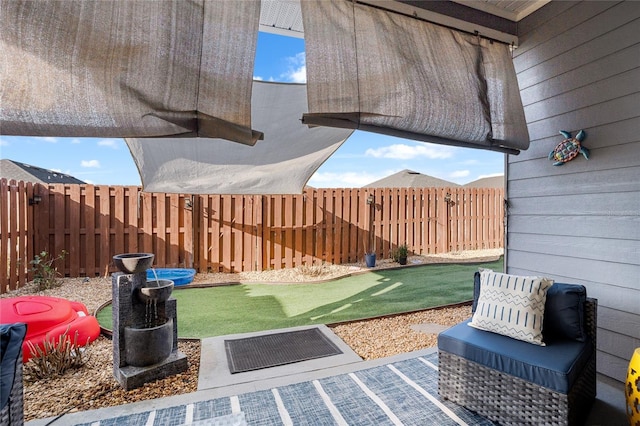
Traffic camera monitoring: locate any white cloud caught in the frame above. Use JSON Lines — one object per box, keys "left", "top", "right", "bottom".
{"left": 365, "top": 143, "right": 454, "bottom": 160}
{"left": 254, "top": 76, "right": 264, "bottom": 81}
{"left": 70, "top": 138, "right": 82, "bottom": 144}
{"left": 97, "top": 138, "right": 120, "bottom": 149}
{"left": 309, "top": 169, "right": 399, "bottom": 188}
{"left": 81, "top": 160, "right": 101, "bottom": 168}
{"left": 281, "top": 52, "right": 306, "bottom": 83}
{"left": 0, "top": 138, "right": 8, "bottom": 146}
{"left": 449, "top": 170, "right": 470, "bottom": 178}
{"left": 36, "top": 136, "right": 58, "bottom": 143}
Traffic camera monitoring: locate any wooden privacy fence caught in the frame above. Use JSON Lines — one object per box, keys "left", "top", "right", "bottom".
{"left": 1, "top": 179, "right": 504, "bottom": 293}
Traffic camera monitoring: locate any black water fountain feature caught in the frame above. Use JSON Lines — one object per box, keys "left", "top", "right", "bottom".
{"left": 111, "top": 253, "right": 188, "bottom": 390}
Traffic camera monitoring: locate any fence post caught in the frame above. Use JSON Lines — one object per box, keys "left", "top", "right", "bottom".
{"left": 436, "top": 188, "right": 448, "bottom": 252}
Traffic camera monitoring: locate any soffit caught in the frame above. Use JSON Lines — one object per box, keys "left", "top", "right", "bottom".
{"left": 450, "top": 0, "right": 552, "bottom": 22}
{"left": 260, "top": 0, "right": 551, "bottom": 45}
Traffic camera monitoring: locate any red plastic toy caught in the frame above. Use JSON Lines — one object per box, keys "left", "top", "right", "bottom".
{"left": 0, "top": 296, "right": 101, "bottom": 361}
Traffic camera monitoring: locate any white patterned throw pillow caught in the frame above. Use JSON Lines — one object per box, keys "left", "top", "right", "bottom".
{"left": 469, "top": 269, "right": 553, "bottom": 346}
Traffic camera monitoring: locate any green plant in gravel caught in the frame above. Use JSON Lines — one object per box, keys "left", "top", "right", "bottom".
{"left": 392, "top": 243, "right": 409, "bottom": 263}
{"left": 30, "top": 250, "right": 67, "bottom": 291}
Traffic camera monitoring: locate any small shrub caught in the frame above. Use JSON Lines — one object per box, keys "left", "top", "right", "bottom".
{"left": 29, "top": 250, "right": 67, "bottom": 291}
{"left": 392, "top": 244, "right": 409, "bottom": 262}
{"left": 298, "top": 263, "right": 329, "bottom": 278}
{"left": 24, "top": 326, "right": 90, "bottom": 381}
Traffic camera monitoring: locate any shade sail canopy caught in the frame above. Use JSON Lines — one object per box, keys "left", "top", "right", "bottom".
{"left": 1, "top": 0, "right": 262, "bottom": 145}
{"left": 300, "top": 0, "right": 529, "bottom": 154}
{"left": 125, "top": 81, "right": 354, "bottom": 194}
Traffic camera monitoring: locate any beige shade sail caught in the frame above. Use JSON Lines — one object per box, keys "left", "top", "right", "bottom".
{"left": 300, "top": 0, "right": 529, "bottom": 154}
{"left": 125, "top": 81, "right": 354, "bottom": 195}
{"left": 1, "top": 0, "right": 262, "bottom": 145}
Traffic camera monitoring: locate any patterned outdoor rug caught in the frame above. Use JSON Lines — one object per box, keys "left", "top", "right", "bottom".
{"left": 224, "top": 328, "right": 343, "bottom": 374}
{"left": 75, "top": 352, "right": 495, "bottom": 425}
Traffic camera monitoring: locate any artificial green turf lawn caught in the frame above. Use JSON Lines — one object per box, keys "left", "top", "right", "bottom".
{"left": 97, "top": 258, "right": 502, "bottom": 338}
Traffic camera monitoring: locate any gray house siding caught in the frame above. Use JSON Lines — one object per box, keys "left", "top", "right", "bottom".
{"left": 507, "top": 0, "right": 640, "bottom": 382}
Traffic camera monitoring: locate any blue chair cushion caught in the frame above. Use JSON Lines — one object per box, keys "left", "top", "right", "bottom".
{"left": 472, "top": 274, "right": 587, "bottom": 343}
{"left": 1, "top": 323, "right": 27, "bottom": 410}
{"left": 543, "top": 283, "right": 586, "bottom": 342}
{"left": 438, "top": 319, "right": 592, "bottom": 394}
{"left": 471, "top": 271, "right": 481, "bottom": 313}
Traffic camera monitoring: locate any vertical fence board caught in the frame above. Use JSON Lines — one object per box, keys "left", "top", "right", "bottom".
{"left": 348, "top": 189, "right": 358, "bottom": 263}
{"left": 8, "top": 181, "right": 18, "bottom": 287}
{"left": 419, "top": 189, "right": 427, "bottom": 254}
{"left": 324, "top": 190, "right": 334, "bottom": 265}
{"left": 246, "top": 196, "right": 256, "bottom": 271}
{"left": 316, "top": 190, "right": 325, "bottom": 263}
{"left": 84, "top": 186, "right": 96, "bottom": 276}
{"left": 141, "top": 192, "right": 153, "bottom": 257}
{"left": 492, "top": 189, "right": 500, "bottom": 248}
{"left": 113, "top": 186, "right": 125, "bottom": 262}
{"left": 389, "top": 189, "right": 397, "bottom": 257}
{"left": 168, "top": 193, "right": 179, "bottom": 266}
{"left": 304, "top": 190, "right": 314, "bottom": 264}
{"left": 194, "top": 195, "right": 205, "bottom": 270}
{"left": 265, "top": 196, "right": 282, "bottom": 269}
{"left": 283, "top": 195, "right": 293, "bottom": 269}
{"left": 294, "top": 195, "right": 303, "bottom": 266}
{"left": 451, "top": 189, "right": 460, "bottom": 252}
{"left": 155, "top": 193, "right": 166, "bottom": 267}
{"left": 233, "top": 196, "right": 243, "bottom": 272}
{"left": 127, "top": 187, "right": 139, "bottom": 254}
{"left": 470, "top": 188, "right": 478, "bottom": 249}
{"left": 334, "top": 189, "right": 342, "bottom": 264}
{"left": 467, "top": 189, "right": 474, "bottom": 249}
{"left": 436, "top": 188, "right": 446, "bottom": 252}
{"left": 324, "top": 190, "right": 331, "bottom": 262}
{"left": 406, "top": 188, "right": 414, "bottom": 251}
{"left": 379, "top": 188, "right": 389, "bottom": 258}
{"left": 399, "top": 188, "right": 407, "bottom": 251}
{"left": 97, "top": 186, "right": 110, "bottom": 276}
{"left": 452, "top": 187, "right": 460, "bottom": 251}
{"left": 68, "top": 185, "right": 81, "bottom": 276}
{"left": 210, "top": 195, "right": 221, "bottom": 271}
{"left": 220, "top": 196, "right": 231, "bottom": 271}
{"left": 78, "top": 186, "right": 87, "bottom": 275}
{"left": 52, "top": 185, "right": 65, "bottom": 273}
{"left": 255, "top": 195, "right": 263, "bottom": 271}
{"left": 1, "top": 180, "right": 10, "bottom": 292}
{"left": 359, "top": 190, "right": 367, "bottom": 259}
{"left": 38, "top": 184, "right": 50, "bottom": 255}
{"left": 18, "top": 182, "right": 30, "bottom": 284}
{"left": 183, "top": 195, "right": 193, "bottom": 267}
{"left": 414, "top": 189, "right": 422, "bottom": 254}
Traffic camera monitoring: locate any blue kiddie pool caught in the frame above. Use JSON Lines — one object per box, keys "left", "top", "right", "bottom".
{"left": 146, "top": 268, "right": 196, "bottom": 286}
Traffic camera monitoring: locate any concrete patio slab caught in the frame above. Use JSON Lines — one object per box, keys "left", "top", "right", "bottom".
{"left": 197, "top": 324, "right": 362, "bottom": 391}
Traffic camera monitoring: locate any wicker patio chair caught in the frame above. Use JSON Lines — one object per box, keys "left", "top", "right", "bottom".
{"left": 1, "top": 323, "right": 27, "bottom": 426}
{"left": 439, "top": 298, "right": 597, "bottom": 426}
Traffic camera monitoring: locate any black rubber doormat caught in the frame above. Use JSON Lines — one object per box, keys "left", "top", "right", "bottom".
{"left": 224, "top": 328, "right": 343, "bottom": 374}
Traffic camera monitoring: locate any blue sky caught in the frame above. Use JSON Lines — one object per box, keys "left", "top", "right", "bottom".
{"left": 0, "top": 32, "right": 504, "bottom": 187}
